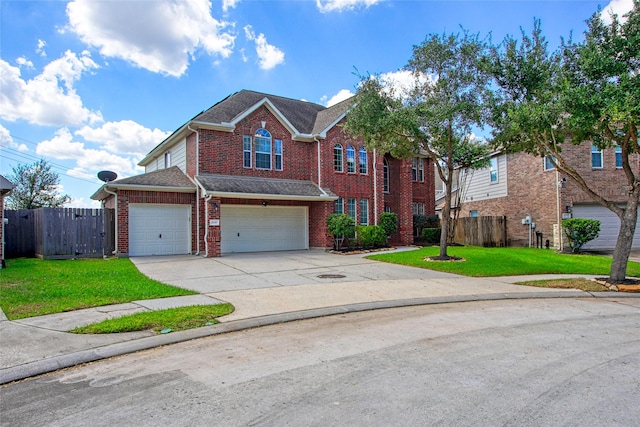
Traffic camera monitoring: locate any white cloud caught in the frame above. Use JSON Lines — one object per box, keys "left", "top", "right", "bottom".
{"left": 66, "top": 196, "right": 101, "bottom": 209}
{"left": 601, "top": 0, "right": 634, "bottom": 24}
{"left": 36, "top": 39, "right": 47, "bottom": 57}
{"left": 76, "top": 120, "right": 170, "bottom": 157}
{"left": 36, "top": 127, "right": 140, "bottom": 180}
{"left": 0, "top": 51, "right": 103, "bottom": 126}
{"left": 0, "top": 124, "right": 28, "bottom": 152}
{"left": 378, "top": 70, "right": 436, "bottom": 99}
{"left": 222, "top": 0, "right": 240, "bottom": 12}
{"left": 66, "top": 0, "right": 235, "bottom": 77}
{"left": 325, "top": 89, "right": 354, "bottom": 107}
{"left": 316, "top": 0, "right": 381, "bottom": 13}
{"left": 16, "top": 57, "right": 34, "bottom": 69}
{"left": 244, "top": 25, "right": 285, "bottom": 70}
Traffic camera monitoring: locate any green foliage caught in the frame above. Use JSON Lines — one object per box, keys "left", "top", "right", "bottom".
{"left": 414, "top": 214, "right": 440, "bottom": 237}
{"left": 421, "top": 228, "right": 442, "bottom": 244}
{"left": 326, "top": 214, "right": 356, "bottom": 237}
{"left": 0, "top": 258, "right": 196, "bottom": 319}
{"left": 379, "top": 212, "right": 399, "bottom": 236}
{"left": 562, "top": 218, "right": 601, "bottom": 253}
{"left": 6, "top": 159, "right": 71, "bottom": 209}
{"left": 356, "top": 225, "right": 387, "bottom": 248}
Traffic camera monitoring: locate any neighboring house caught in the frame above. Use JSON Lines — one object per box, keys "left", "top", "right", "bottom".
{"left": 92, "top": 90, "right": 434, "bottom": 257}
{"left": 1, "top": 174, "right": 15, "bottom": 268}
{"left": 459, "top": 143, "right": 639, "bottom": 249}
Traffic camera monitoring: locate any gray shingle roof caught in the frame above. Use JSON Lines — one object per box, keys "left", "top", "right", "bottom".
{"left": 312, "top": 96, "right": 353, "bottom": 135}
{"left": 193, "top": 90, "right": 329, "bottom": 135}
{"left": 111, "top": 166, "right": 196, "bottom": 188}
{"left": 0, "top": 174, "right": 15, "bottom": 194}
{"left": 196, "top": 174, "right": 337, "bottom": 200}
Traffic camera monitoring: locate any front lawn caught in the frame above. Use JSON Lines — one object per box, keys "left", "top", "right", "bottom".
{"left": 0, "top": 258, "right": 197, "bottom": 319}
{"left": 367, "top": 246, "right": 640, "bottom": 277}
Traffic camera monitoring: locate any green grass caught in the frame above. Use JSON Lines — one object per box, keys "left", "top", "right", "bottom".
{"left": 367, "top": 246, "right": 640, "bottom": 277}
{"left": 0, "top": 258, "right": 197, "bottom": 319}
{"left": 72, "top": 304, "right": 235, "bottom": 334}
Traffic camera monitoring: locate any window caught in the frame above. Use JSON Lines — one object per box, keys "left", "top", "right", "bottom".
{"left": 383, "top": 158, "right": 389, "bottom": 192}
{"left": 615, "top": 145, "right": 622, "bottom": 168}
{"left": 347, "top": 198, "right": 357, "bottom": 221}
{"left": 346, "top": 145, "right": 356, "bottom": 173}
{"left": 275, "top": 139, "right": 283, "bottom": 171}
{"left": 384, "top": 206, "right": 391, "bottom": 213}
{"left": 412, "top": 158, "right": 418, "bottom": 181}
{"left": 490, "top": 157, "right": 498, "bottom": 183}
{"left": 544, "top": 155, "right": 556, "bottom": 171}
{"left": 243, "top": 136, "right": 252, "bottom": 168}
{"left": 359, "top": 199, "right": 369, "bottom": 225}
{"left": 334, "top": 197, "right": 344, "bottom": 214}
{"left": 591, "top": 144, "right": 603, "bottom": 169}
{"left": 334, "top": 144, "right": 343, "bottom": 172}
{"left": 254, "top": 128, "right": 272, "bottom": 169}
{"left": 359, "top": 148, "right": 368, "bottom": 174}
{"left": 418, "top": 158, "right": 424, "bottom": 182}
{"left": 164, "top": 151, "right": 171, "bottom": 168}
{"left": 413, "top": 202, "right": 425, "bottom": 215}
{"left": 412, "top": 158, "right": 425, "bottom": 181}
{"left": 470, "top": 210, "right": 478, "bottom": 218}
{"left": 413, "top": 202, "right": 419, "bottom": 215}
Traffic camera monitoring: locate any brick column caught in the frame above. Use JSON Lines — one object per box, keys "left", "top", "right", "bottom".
{"left": 398, "top": 159, "right": 414, "bottom": 245}
{"left": 205, "top": 197, "right": 221, "bottom": 257}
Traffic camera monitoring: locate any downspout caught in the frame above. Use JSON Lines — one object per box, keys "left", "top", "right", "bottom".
{"left": 315, "top": 136, "right": 322, "bottom": 188}
{"left": 103, "top": 186, "right": 118, "bottom": 255}
{"left": 373, "top": 148, "right": 378, "bottom": 225}
{"left": 188, "top": 124, "right": 200, "bottom": 255}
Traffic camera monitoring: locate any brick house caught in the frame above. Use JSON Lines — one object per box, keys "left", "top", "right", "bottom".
{"left": 91, "top": 90, "right": 434, "bottom": 257}
{"left": 459, "top": 143, "right": 638, "bottom": 249}
{"left": 1, "top": 174, "right": 15, "bottom": 268}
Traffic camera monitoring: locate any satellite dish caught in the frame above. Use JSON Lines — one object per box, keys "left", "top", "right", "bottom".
{"left": 98, "top": 170, "right": 118, "bottom": 183}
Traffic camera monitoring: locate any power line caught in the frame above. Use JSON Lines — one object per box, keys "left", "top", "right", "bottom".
{"left": 1, "top": 149, "right": 100, "bottom": 185}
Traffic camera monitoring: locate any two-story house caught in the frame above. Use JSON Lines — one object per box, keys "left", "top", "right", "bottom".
{"left": 92, "top": 90, "right": 434, "bottom": 257}
{"left": 459, "top": 143, "right": 639, "bottom": 249}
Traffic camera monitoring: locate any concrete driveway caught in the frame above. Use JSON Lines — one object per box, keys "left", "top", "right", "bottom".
{"left": 131, "top": 248, "right": 458, "bottom": 294}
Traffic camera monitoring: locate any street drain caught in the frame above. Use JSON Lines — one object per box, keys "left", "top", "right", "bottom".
{"left": 317, "top": 274, "right": 346, "bottom": 279}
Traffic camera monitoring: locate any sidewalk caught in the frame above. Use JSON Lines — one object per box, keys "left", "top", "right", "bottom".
{"left": 3, "top": 272, "right": 638, "bottom": 385}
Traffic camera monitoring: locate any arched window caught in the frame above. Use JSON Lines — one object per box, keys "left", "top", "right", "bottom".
{"left": 346, "top": 145, "right": 356, "bottom": 173}
{"left": 383, "top": 158, "right": 389, "bottom": 192}
{"left": 255, "top": 128, "right": 272, "bottom": 169}
{"left": 334, "top": 144, "right": 343, "bottom": 172}
{"left": 359, "top": 148, "right": 368, "bottom": 174}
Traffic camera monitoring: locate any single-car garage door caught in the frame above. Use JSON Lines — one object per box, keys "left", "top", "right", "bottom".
{"left": 221, "top": 205, "right": 308, "bottom": 254}
{"left": 572, "top": 204, "right": 640, "bottom": 250}
{"left": 129, "top": 204, "right": 191, "bottom": 256}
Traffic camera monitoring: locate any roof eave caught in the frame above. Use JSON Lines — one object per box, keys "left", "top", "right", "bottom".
{"left": 203, "top": 190, "right": 337, "bottom": 202}
{"left": 91, "top": 183, "right": 196, "bottom": 201}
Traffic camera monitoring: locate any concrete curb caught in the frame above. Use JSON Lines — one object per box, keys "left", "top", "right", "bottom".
{"left": 0, "top": 290, "right": 598, "bottom": 385}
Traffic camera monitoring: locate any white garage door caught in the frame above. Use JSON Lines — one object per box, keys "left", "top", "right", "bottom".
{"left": 221, "top": 205, "right": 308, "bottom": 254}
{"left": 129, "top": 204, "right": 191, "bottom": 256}
{"left": 572, "top": 204, "right": 640, "bottom": 250}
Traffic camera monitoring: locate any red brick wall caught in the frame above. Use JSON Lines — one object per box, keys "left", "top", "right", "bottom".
{"left": 116, "top": 190, "right": 197, "bottom": 256}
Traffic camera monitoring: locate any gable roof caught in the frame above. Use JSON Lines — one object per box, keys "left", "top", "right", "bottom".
{"left": 195, "top": 174, "right": 337, "bottom": 201}
{"left": 139, "top": 90, "right": 355, "bottom": 167}
{"left": 0, "top": 174, "right": 14, "bottom": 195}
{"left": 91, "top": 166, "right": 196, "bottom": 200}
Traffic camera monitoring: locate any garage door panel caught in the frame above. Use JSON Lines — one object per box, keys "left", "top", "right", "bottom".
{"left": 573, "top": 204, "right": 639, "bottom": 250}
{"left": 129, "top": 204, "right": 191, "bottom": 256}
{"left": 221, "top": 205, "right": 308, "bottom": 254}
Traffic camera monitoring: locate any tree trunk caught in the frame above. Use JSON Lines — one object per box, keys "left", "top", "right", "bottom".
{"left": 609, "top": 189, "right": 639, "bottom": 283}
{"left": 439, "top": 165, "right": 455, "bottom": 258}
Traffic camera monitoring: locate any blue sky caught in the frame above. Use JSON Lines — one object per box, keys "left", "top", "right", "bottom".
{"left": 0, "top": 0, "right": 633, "bottom": 208}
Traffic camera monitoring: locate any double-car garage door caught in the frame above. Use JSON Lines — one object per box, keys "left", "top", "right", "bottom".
{"left": 572, "top": 204, "right": 640, "bottom": 250}
{"left": 221, "top": 205, "right": 308, "bottom": 254}
{"left": 129, "top": 204, "right": 191, "bottom": 256}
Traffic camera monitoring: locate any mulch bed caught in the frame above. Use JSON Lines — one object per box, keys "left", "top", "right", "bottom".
{"left": 327, "top": 246, "right": 396, "bottom": 255}
{"left": 594, "top": 277, "right": 640, "bottom": 293}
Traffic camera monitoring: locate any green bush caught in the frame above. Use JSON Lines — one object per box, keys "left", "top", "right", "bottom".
{"left": 327, "top": 214, "right": 356, "bottom": 249}
{"left": 562, "top": 218, "right": 601, "bottom": 253}
{"left": 356, "top": 225, "right": 387, "bottom": 248}
{"left": 421, "top": 228, "right": 441, "bottom": 244}
{"left": 414, "top": 214, "right": 440, "bottom": 237}
{"left": 379, "top": 212, "right": 399, "bottom": 236}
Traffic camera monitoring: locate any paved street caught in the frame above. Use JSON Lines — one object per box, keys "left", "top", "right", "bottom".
{"left": 2, "top": 297, "right": 638, "bottom": 426}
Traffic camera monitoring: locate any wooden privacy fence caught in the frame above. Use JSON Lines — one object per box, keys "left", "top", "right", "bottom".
{"left": 454, "top": 216, "right": 507, "bottom": 247}
{"left": 4, "top": 208, "right": 115, "bottom": 259}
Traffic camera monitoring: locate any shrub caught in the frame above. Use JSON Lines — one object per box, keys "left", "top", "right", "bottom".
{"left": 379, "top": 212, "right": 399, "bottom": 237}
{"left": 327, "top": 214, "right": 356, "bottom": 249}
{"left": 414, "top": 214, "right": 440, "bottom": 236}
{"left": 421, "top": 228, "right": 441, "bottom": 244}
{"left": 356, "top": 225, "right": 387, "bottom": 248}
{"left": 562, "top": 218, "right": 601, "bottom": 253}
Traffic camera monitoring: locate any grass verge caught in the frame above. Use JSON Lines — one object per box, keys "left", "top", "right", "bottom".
{"left": 514, "top": 278, "right": 609, "bottom": 292}
{"left": 0, "top": 258, "right": 197, "bottom": 319}
{"left": 72, "top": 304, "right": 235, "bottom": 334}
{"left": 367, "top": 246, "right": 640, "bottom": 277}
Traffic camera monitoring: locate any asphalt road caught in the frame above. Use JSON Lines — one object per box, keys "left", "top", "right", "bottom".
{"left": 2, "top": 298, "right": 639, "bottom": 427}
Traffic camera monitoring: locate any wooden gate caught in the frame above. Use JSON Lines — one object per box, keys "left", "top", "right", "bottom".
{"left": 454, "top": 216, "right": 507, "bottom": 247}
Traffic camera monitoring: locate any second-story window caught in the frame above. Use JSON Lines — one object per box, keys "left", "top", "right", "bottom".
{"left": 347, "top": 145, "right": 356, "bottom": 173}
{"left": 334, "top": 144, "right": 343, "bottom": 172}
{"left": 591, "top": 144, "right": 603, "bottom": 169}
{"left": 243, "top": 136, "right": 252, "bottom": 168}
{"left": 544, "top": 155, "right": 556, "bottom": 171}
{"left": 255, "top": 128, "right": 272, "bottom": 169}
{"left": 412, "top": 158, "right": 418, "bottom": 181}
{"left": 359, "top": 148, "right": 368, "bottom": 174}
{"left": 164, "top": 151, "right": 171, "bottom": 168}
{"left": 418, "top": 158, "right": 424, "bottom": 181}
{"left": 275, "top": 139, "right": 283, "bottom": 171}
{"left": 383, "top": 158, "right": 389, "bottom": 192}
{"left": 615, "top": 144, "right": 622, "bottom": 168}
{"left": 490, "top": 157, "right": 498, "bottom": 183}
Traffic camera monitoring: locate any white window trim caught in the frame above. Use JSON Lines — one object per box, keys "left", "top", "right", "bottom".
{"left": 591, "top": 144, "right": 603, "bottom": 169}
{"left": 334, "top": 144, "right": 344, "bottom": 173}
{"left": 164, "top": 151, "right": 171, "bottom": 168}
{"left": 490, "top": 157, "right": 499, "bottom": 183}
{"left": 243, "top": 136, "right": 252, "bottom": 169}
{"left": 346, "top": 145, "right": 356, "bottom": 174}
{"left": 359, "top": 148, "right": 368, "bottom": 174}
{"left": 359, "top": 199, "right": 369, "bottom": 225}
{"left": 275, "top": 139, "right": 283, "bottom": 171}
{"left": 615, "top": 145, "right": 622, "bottom": 169}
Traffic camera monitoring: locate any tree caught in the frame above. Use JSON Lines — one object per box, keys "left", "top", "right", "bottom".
{"left": 5, "top": 159, "right": 71, "bottom": 209}
{"left": 487, "top": 2, "right": 639, "bottom": 282}
{"left": 344, "top": 31, "right": 492, "bottom": 259}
